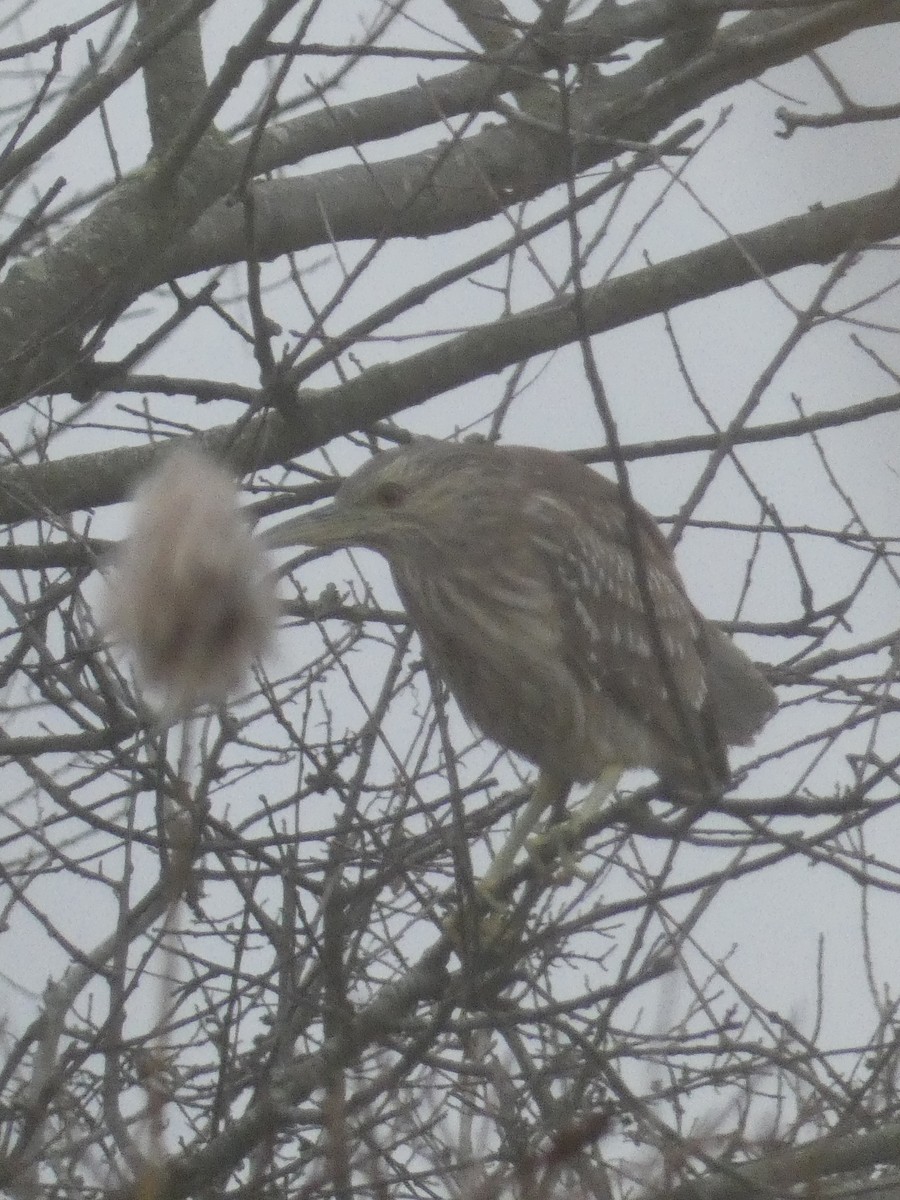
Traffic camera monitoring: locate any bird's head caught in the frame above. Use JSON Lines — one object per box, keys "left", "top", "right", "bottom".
{"left": 267, "top": 441, "right": 504, "bottom": 560}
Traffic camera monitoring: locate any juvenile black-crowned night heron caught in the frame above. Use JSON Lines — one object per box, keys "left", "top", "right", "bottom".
{"left": 268, "top": 441, "right": 776, "bottom": 888}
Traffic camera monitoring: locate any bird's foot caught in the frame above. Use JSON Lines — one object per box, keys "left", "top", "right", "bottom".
{"left": 443, "top": 887, "right": 518, "bottom": 950}
{"left": 522, "top": 765, "right": 623, "bottom": 881}
{"left": 525, "top": 821, "right": 592, "bottom": 883}
{"left": 473, "top": 878, "right": 510, "bottom": 910}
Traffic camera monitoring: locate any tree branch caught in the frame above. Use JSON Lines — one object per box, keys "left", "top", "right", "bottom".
{"left": 1, "top": 179, "right": 897, "bottom": 526}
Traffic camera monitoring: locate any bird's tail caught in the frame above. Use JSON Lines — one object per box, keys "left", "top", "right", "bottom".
{"left": 703, "top": 624, "right": 777, "bottom": 746}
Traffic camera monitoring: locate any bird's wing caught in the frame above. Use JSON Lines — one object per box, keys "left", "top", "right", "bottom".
{"left": 524, "top": 490, "right": 724, "bottom": 782}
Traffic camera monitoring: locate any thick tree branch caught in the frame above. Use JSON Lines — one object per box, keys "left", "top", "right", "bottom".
{"left": 163, "top": 0, "right": 899, "bottom": 277}
{"left": 675, "top": 1123, "right": 900, "bottom": 1200}
{"left": 0, "top": 0, "right": 217, "bottom": 192}
{"left": 0, "top": 0, "right": 893, "bottom": 411}
{"left": 136, "top": 0, "right": 209, "bottom": 152}
{"left": 1, "top": 180, "right": 897, "bottom": 526}
{"left": 238, "top": 0, "right": 896, "bottom": 176}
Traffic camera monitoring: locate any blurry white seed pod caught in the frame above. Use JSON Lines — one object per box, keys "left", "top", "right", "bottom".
{"left": 105, "top": 447, "right": 277, "bottom": 716}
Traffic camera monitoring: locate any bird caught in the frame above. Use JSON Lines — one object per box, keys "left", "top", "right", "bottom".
{"left": 267, "top": 439, "right": 776, "bottom": 888}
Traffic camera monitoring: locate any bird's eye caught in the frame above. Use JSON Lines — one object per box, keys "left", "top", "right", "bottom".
{"left": 374, "top": 481, "right": 406, "bottom": 508}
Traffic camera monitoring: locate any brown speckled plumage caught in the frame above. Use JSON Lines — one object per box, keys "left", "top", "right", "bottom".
{"left": 270, "top": 440, "right": 776, "bottom": 792}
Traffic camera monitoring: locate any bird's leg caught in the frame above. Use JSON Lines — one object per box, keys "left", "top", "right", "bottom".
{"left": 443, "top": 776, "right": 563, "bottom": 951}
{"left": 462, "top": 769, "right": 620, "bottom": 947}
{"left": 569, "top": 763, "right": 623, "bottom": 829}
{"left": 526, "top": 764, "right": 623, "bottom": 880}
{"left": 478, "top": 772, "right": 570, "bottom": 896}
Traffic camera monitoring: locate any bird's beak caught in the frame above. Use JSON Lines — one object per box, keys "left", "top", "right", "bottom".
{"left": 265, "top": 503, "right": 361, "bottom": 552}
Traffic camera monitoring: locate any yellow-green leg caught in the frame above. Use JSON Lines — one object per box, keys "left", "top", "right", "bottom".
{"left": 526, "top": 764, "right": 623, "bottom": 879}
{"left": 455, "top": 766, "right": 623, "bottom": 949}
{"left": 479, "top": 764, "right": 622, "bottom": 895}
{"left": 478, "top": 772, "right": 568, "bottom": 896}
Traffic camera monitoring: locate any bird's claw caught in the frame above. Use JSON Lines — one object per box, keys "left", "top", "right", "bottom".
{"left": 442, "top": 880, "right": 517, "bottom": 950}
{"left": 525, "top": 822, "right": 592, "bottom": 883}
{"left": 473, "top": 879, "right": 510, "bottom": 912}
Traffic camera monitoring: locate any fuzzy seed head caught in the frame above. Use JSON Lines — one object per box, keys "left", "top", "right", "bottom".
{"left": 105, "top": 448, "right": 277, "bottom": 716}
